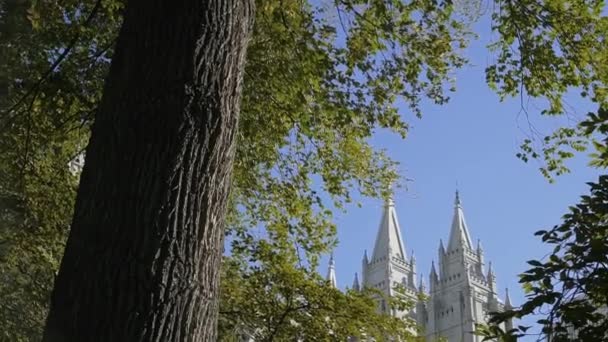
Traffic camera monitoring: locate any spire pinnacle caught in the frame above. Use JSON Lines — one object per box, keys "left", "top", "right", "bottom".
{"left": 352, "top": 272, "right": 360, "bottom": 291}
{"left": 326, "top": 253, "right": 337, "bottom": 288}
{"left": 371, "top": 197, "right": 407, "bottom": 262}
{"left": 387, "top": 194, "right": 395, "bottom": 207}
{"left": 505, "top": 288, "right": 513, "bottom": 309}
{"left": 430, "top": 261, "right": 438, "bottom": 280}
{"left": 418, "top": 274, "right": 426, "bottom": 293}
{"left": 487, "top": 261, "right": 496, "bottom": 292}
{"left": 447, "top": 191, "right": 474, "bottom": 251}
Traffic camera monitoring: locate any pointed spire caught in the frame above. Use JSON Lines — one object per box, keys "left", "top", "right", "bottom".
{"left": 408, "top": 250, "right": 416, "bottom": 287}
{"left": 418, "top": 274, "right": 426, "bottom": 293}
{"left": 430, "top": 261, "right": 439, "bottom": 283}
{"left": 371, "top": 198, "right": 407, "bottom": 262}
{"left": 363, "top": 249, "right": 369, "bottom": 263}
{"left": 387, "top": 193, "right": 395, "bottom": 207}
{"left": 487, "top": 261, "right": 496, "bottom": 292}
{"left": 352, "top": 273, "right": 361, "bottom": 291}
{"left": 411, "top": 251, "right": 417, "bottom": 276}
{"left": 476, "top": 239, "right": 486, "bottom": 277}
{"left": 504, "top": 288, "right": 515, "bottom": 331}
{"left": 504, "top": 288, "right": 513, "bottom": 309}
{"left": 447, "top": 190, "right": 474, "bottom": 252}
{"left": 326, "top": 253, "right": 337, "bottom": 288}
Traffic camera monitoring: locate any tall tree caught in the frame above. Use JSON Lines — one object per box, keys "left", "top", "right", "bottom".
{"left": 2, "top": 0, "right": 467, "bottom": 338}
{"left": 1, "top": 0, "right": 116, "bottom": 339}
{"left": 218, "top": 251, "right": 420, "bottom": 341}
{"left": 481, "top": 173, "right": 608, "bottom": 341}
{"left": 2, "top": 0, "right": 608, "bottom": 340}
{"left": 42, "top": 0, "right": 255, "bottom": 340}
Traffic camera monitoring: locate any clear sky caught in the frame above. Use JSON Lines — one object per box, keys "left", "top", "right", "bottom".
{"left": 320, "top": 9, "right": 601, "bottom": 340}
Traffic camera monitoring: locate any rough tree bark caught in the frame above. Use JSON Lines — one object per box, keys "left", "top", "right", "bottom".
{"left": 42, "top": 0, "right": 254, "bottom": 341}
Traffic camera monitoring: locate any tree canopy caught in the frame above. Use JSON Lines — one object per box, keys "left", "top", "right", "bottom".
{"left": 481, "top": 172, "right": 608, "bottom": 341}
{"left": 1, "top": 0, "right": 608, "bottom": 340}
{"left": 218, "top": 248, "right": 421, "bottom": 341}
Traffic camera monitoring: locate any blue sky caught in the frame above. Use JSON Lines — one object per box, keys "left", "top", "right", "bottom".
{"left": 320, "top": 11, "right": 601, "bottom": 339}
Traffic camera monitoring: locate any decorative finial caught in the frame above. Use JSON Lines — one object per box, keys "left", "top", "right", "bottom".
{"left": 326, "top": 252, "right": 337, "bottom": 288}
{"left": 505, "top": 287, "right": 513, "bottom": 308}
{"left": 430, "top": 261, "right": 438, "bottom": 285}
{"left": 385, "top": 172, "right": 399, "bottom": 207}
{"left": 353, "top": 272, "right": 361, "bottom": 291}
{"left": 455, "top": 188, "right": 461, "bottom": 207}
{"left": 386, "top": 194, "right": 395, "bottom": 207}
{"left": 419, "top": 274, "right": 426, "bottom": 293}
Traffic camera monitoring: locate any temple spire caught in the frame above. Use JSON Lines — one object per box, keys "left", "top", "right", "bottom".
{"left": 447, "top": 190, "right": 474, "bottom": 251}
{"left": 430, "top": 261, "right": 439, "bottom": 290}
{"left": 410, "top": 250, "right": 416, "bottom": 267}
{"left": 504, "top": 288, "right": 515, "bottom": 331}
{"left": 487, "top": 261, "right": 496, "bottom": 293}
{"left": 326, "top": 253, "right": 337, "bottom": 288}
{"left": 505, "top": 288, "right": 513, "bottom": 309}
{"left": 352, "top": 272, "right": 360, "bottom": 291}
{"left": 418, "top": 274, "right": 426, "bottom": 293}
{"left": 371, "top": 197, "right": 407, "bottom": 262}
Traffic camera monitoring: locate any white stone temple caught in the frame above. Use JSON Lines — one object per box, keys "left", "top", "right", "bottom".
{"left": 328, "top": 191, "right": 514, "bottom": 342}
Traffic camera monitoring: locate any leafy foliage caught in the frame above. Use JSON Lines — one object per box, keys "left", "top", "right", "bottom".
{"left": 0, "top": 0, "right": 467, "bottom": 339}
{"left": 230, "top": 0, "right": 469, "bottom": 264}
{"left": 0, "top": 0, "right": 122, "bottom": 339}
{"left": 484, "top": 175, "right": 608, "bottom": 341}
{"left": 218, "top": 247, "right": 420, "bottom": 341}
{"left": 2, "top": 0, "right": 608, "bottom": 340}
{"left": 489, "top": 0, "right": 608, "bottom": 180}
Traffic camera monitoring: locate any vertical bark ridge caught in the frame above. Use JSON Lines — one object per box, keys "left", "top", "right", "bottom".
{"left": 42, "top": 0, "right": 255, "bottom": 341}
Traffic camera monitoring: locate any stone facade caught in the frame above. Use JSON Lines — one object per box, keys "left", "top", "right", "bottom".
{"left": 333, "top": 192, "right": 513, "bottom": 342}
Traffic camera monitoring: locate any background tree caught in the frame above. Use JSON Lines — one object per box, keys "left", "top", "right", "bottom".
{"left": 482, "top": 172, "right": 608, "bottom": 341}
{"left": 2, "top": 0, "right": 468, "bottom": 339}
{"left": 41, "top": 0, "right": 255, "bottom": 340}
{"left": 0, "top": 0, "right": 121, "bottom": 340}
{"left": 479, "top": 0, "right": 608, "bottom": 338}
{"left": 490, "top": 0, "right": 608, "bottom": 179}
{"left": 218, "top": 248, "right": 421, "bottom": 341}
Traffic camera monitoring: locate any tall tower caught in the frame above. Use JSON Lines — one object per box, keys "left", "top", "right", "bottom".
{"left": 326, "top": 253, "right": 338, "bottom": 288}
{"left": 361, "top": 198, "right": 418, "bottom": 318}
{"left": 422, "top": 191, "right": 510, "bottom": 342}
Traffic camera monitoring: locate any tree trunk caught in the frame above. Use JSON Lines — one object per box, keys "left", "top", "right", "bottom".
{"left": 42, "top": 0, "right": 254, "bottom": 340}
